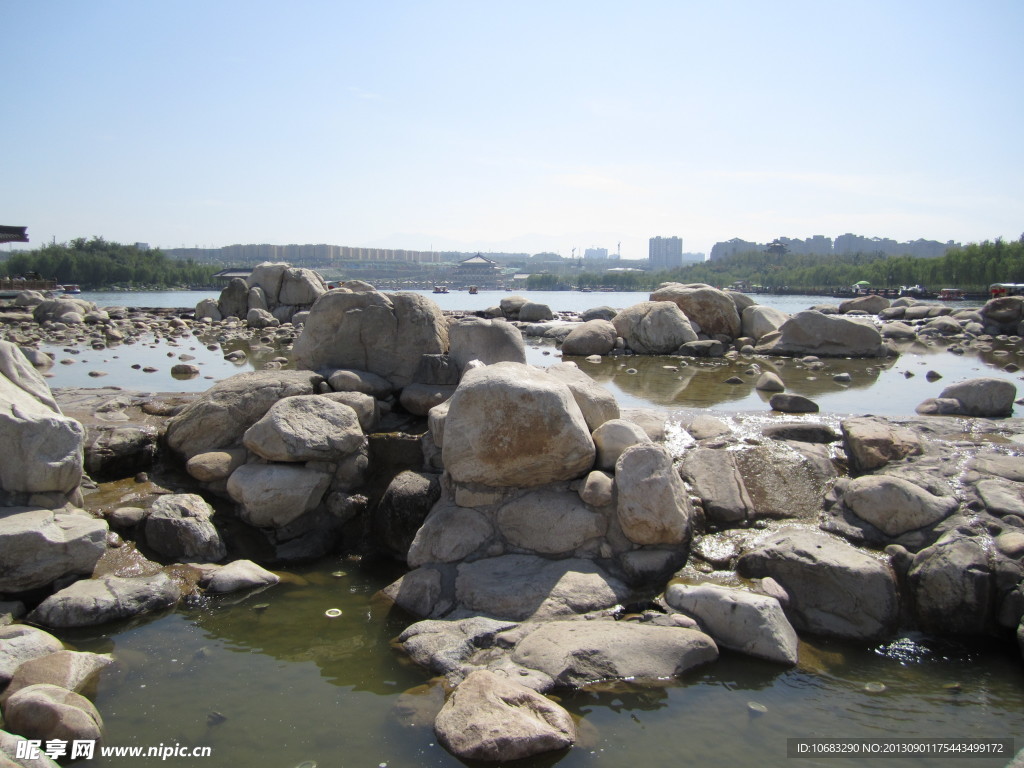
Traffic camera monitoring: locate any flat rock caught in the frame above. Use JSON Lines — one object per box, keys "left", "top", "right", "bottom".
{"left": 27, "top": 572, "right": 182, "bottom": 629}
{"left": 511, "top": 619, "right": 718, "bottom": 686}
{"left": 454, "top": 555, "right": 630, "bottom": 621}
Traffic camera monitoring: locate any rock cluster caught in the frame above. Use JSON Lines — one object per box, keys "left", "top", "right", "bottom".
{"left": 195, "top": 261, "right": 327, "bottom": 325}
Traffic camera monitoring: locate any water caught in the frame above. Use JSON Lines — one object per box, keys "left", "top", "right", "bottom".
{"left": 42, "top": 290, "right": 1021, "bottom": 417}
{"left": 21, "top": 289, "right": 1024, "bottom": 766}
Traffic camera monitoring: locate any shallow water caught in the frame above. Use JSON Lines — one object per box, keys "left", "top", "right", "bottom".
{"left": 62, "top": 555, "right": 1024, "bottom": 768}
{"left": 22, "top": 289, "right": 1024, "bottom": 766}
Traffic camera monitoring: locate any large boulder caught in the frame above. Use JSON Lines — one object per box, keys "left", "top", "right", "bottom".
{"left": 838, "top": 295, "right": 890, "bottom": 314}
{"left": 560, "top": 319, "right": 617, "bottom": 356}
{"left": 1, "top": 650, "right": 113, "bottom": 703}
{"left": 242, "top": 395, "right": 364, "bottom": 462}
{"left": 651, "top": 283, "right": 742, "bottom": 338}
{"left": 510, "top": 620, "right": 718, "bottom": 686}
{"left": 3, "top": 685, "right": 103, "bottom": 745}
{"left": 27, "top": 572, "right": 182, "bottom": 628}
{"left": 0, "top": 342, "right": 84, "bottom": 496}
{"left": 741, "top": 305, "right": 790, "bottom": 341}
{"left": 921, "top": 378, "right": 1016, "bottom": 418}
{"left": 495, "top": 489, "right": 606, "bottom": 555}
{"left": 447, "top": 317, "right": 526, "bottom": 372}
{"left": 543, "top": 362, "right": 619, "bottom": 432}
{"left": 908, "top": 531, "right": 993, "bottom": 634}
{"left": 841, "top": 416, "right": 923, "bottom": 473}
{"left": 615, "top": 443, "right": 692, "bottom": 546}
{"left": 143, "top": 493, "right": 226, "bottom": 563}
{"left": 278, "top": 267, "right": 327, "bottom": 306}
{"left": 612, "top": 301, "right": 698, "bottom": 354}
{"left": 292, "top": 290, "right": 448, "bottom": 389}
{"left": 0, "top": 626, "right": 63, "bottom": 688}
{"left": 434, "top": 670, "right": 575, "bottom": 761}
{"left": 755, "top": 311, "right": 886, "bottom": 357}
{"left": 218, "top": 277, "right": 250, "bottom": 318}
{"left": 454, "top": 555, "right": 630, "bottom": 621}
{"left": 842, "top": 475, "right": 958, "bottom": 537}
{"left": 0, "top": 508, "right": 107, "bottom": 593}
{"left": 226, "top": 463, "right": 331, "bottom": 529}
{"left": 665, "top": 583, "right": 799, "bottom": 665}
{"left": 165, "top": 370, "right": 324, "bottom": 459}
{"left": 374, "top": 471, "right": 443, "bottom": 560}
{"left": 440, "top": 363, "right": 595, "bottom": 488}
{"left": 592, "top": 419, "right": 652, "bottom": 471}
{"left": 737, "top": 527, "right": 898, "bottom": 640}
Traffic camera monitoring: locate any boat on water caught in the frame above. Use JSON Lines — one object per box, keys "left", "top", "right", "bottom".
{"left": 432, "top": 285, "right": 449, "bottom": 294}
{"left": 468, "top": 286, "right": 478, "bottom": 294}
{"left": 898, "top": 284, "right": 933, "bottom": 299}
{"left": 989, "top": 283, "right": 1024, "bottom": 298}
{"left": 937, "top": 287, "right": 965, "bottom": 301}
{"left": 59, "top": 284, "right": 82, "bottom": 294}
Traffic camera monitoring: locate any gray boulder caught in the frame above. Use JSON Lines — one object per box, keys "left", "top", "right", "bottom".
{"left": 592, "top": 418, "right": 652, "bottom": 471}
{"left": 407, "top": 501, "right": 494, "bottom": 568}
{"left": 165, "top": 370, "right": 323, "bottom": 459}
{"left": 448, "top": 317, "right": 526, "bottom": 372}
{"left": 908, "top": 531, "right": 993, "bottom": 634}
{"left": 1, "top": 650, "right": 113, "bottom": 703}
{"left": 615, "top": 443, "right": 692, "bottom": 546}
{"left": 741, "top": 305, "right": 790, "bottom": 341}
{"left": 737, "top": 527, "right": 898, "bottom": 640}
{"left": 454, "top": 555, "right": 630, "bottom": 621}
{"left": 756, "top": 311, "right": 885, "bottom": 357}
{"left": 651, "top": 283, "right": 742, "bottom": 338}
{"left": 0, "top": 626, "right": 63, "bottom": 688}
{"left": 0, "top": 508, "right": 107, "bottom": 593}
{"left": 924, "top": 377, "right": 1016, "bottom": 417}
{"left": 441, "top": 363, "right": 595, "bottom": 488}
{"left": 218, "top": 277, "right": 250, "bottom": 318}
{"left": 0, "top": 728, "right": 62, "bottom": 767}
{"left": 679, "top": 448, "right": 751, "bottom": 527}
{"left": 544, "top": 362, "right": 619, "bottom": 432}
{"left": 3, "top": 685, "right": 103, "bottom": 745}
{"left": 511, "top": 619, "right": 718, "bottom": 686}
{"left": 144, "top": 493, "right": 226, "bottom": 563}
{"left": 495, "top": 489, "right": 606, "bottom": 555}
{"left": 841, "top": 416, "right": 923, "bottom": 473}
{"left": 665, "top": 582, "right": 798, "bottom": 665}
{"left": 226, "top": 463, "right": 331, "bottom": 529}
{"left": 278, "top": 267, "right": 327, "bottom": 306}
{"left": 560, "top": 319, "right": 617, "bottom": 357}
{"left": 842, "top": 475, "right": 958, "bottom": 536}
{"left": 27, "top": 572, "right": 182, "bottom": 628}
{"left": 374, "top": 471, "right": 442, "bottom": 560}
{"left": 518, "top": 302, "right": 554, "bottom": 322}
{"left": 202, "top": 559, "right": 280, "bottom": 594}
{"left": 838, "top": 295, "right": 890, "bottom": 314}
{"left": 245, "top": 307, "right": 279, "bottom": 328}
{"left": 242, "top": 395, "right": 364, "bottom": 462}
{"left": 292, "top": 290, "right": 448, "bottom": 389}
{"left": 434, "top": 670, "right": 575, "bottom": 761}
{"left": 612, "top": 301, "right": 698, "bottom": 354}
{"left": 0, "top": 342, "right": 84, "bottom": 496}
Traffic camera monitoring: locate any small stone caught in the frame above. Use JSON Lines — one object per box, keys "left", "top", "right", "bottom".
{"left": 863, "top": 682, "right": 886, "bottom": 694}
{"left": 747, "top": 701, "right": 768, "bottom": 715}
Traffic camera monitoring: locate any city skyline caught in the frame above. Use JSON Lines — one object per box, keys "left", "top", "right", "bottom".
{"left": 2, "top": 2, "right": 1021, "bottom": 260}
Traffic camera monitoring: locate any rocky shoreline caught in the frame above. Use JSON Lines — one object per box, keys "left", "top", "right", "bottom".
{"left": 1, "top": 265, "right": 1022, "bottom": 765}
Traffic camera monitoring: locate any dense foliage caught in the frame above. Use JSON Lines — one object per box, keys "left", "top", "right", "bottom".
{"left": 0, "top": 237, "right": 217, "bottom": 289}
{"left": 528, "top": 237, "right": 1024, "bottom": 292}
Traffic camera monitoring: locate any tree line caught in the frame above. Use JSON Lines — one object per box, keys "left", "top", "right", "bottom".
{"left": 527, "top": 237, "right": 1024, "bottom": 292}
{"left": 0, "top": 237, "right": 218, "bottom": 289}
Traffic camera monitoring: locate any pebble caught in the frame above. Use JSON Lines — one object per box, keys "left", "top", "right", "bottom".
{"left": 863, "top": 682, "right": 886, "bottom": 694}
{"left": 747, "top": 701, "right": 768, "bottom": 715}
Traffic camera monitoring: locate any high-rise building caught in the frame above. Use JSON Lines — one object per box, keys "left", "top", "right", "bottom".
{"left": 649, "top": 236, "right": 683, "bottom": 269}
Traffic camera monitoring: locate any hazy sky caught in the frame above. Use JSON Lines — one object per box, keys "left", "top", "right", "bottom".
{"left": 3, "top": 1, "right": 1021, "bottom": 259}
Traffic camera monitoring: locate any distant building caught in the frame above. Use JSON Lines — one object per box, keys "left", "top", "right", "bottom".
{"left": 649, "top": 236, "right": 684, "bottom": 269}
{"left": 457, "top": 254, "right": 501, "bottom": 275}
{"left": 584, "top": 247, "right": 608, "bottom": 260}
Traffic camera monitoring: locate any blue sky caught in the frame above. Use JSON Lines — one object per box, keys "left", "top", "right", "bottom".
{"left": 2, "top": 1, "right": 1021, "bottom": 259}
